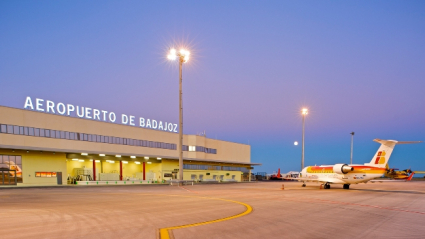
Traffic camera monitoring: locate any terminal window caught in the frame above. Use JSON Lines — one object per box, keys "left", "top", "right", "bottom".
{"left": 0, "top": 123, "right": 217, "bottom": 154}
{"left": 0, "top": 155, "right": 23, "bottom": 184}
{"left": 35, "top": 172, "right": 57, "bottom": 178}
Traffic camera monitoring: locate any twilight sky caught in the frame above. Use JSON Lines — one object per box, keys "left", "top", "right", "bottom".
{"left": 1, "top": 1, "right": 424, "bottom": 173}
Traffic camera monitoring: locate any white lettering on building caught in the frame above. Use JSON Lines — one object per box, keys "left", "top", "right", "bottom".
{"left": 57, "top": 103, "right": 66, "bottom": 115}
{"left": 23, "top": 96, "right": 178, "bottom": 132}
{"left": 36, "top": 98, "right": 44, "bottom": 112}
{"left": 24, "top": 97, "right": 34, "bottom": 109}
{"left": 122, "top": 114, "right": 128, "bottom": 124}
{"left": 67, "top": 104, "right": 75, "bottom": 116}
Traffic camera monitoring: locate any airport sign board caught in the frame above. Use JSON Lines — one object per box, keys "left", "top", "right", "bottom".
{"left": 23, "top": 96, "right": 177, "bottom": 132}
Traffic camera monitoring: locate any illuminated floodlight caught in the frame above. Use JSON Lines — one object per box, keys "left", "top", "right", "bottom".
{"left": 116, "top": 155, "right": 121, "bottom": 158}
{"left": 95, "top": 160, "right": 100, "bottom": 163}
{"left": 122, "top": 161, "right": 128, "bottom": 164}
{"left": 294, "top": 141, "right": 298, "bottom": 146}
{"left": 167, "top": 48, "right": 177, "bottom": 60}
{"left": 109, "top": 160, "right": 115, "bottom": 163}
{"left": 135, "top": 161, "right": 141, "bottom": 164}
{"left": 99, "top": 154, "right": 105, "bottom": 156}
{"left": 144, "top": 156, "right": 149, "bottom": 160}
{"left": 147, "top": 162, "right": 152, "bottom": 164}
{"left": 301, "top": 108, "right": 308, "bottom": 115}
{"left": 157, "top": 157, "right": 162, "bottom": 160}
{"left": 167, "top": 48, "right": 190, "bottom": 63}
{"left": 72, "top": 158, "right": 78, "bottom": 161}
{"left": 89, "top": 159, "right": 93, "bottom": 162}
{"left": 81, "top": 153, "right": 88, "bottom": 156}
{"left": 130, "top": 156, "right": 136, "bottom": 159}
{"left": 79, "top": 160, "right": 84, "bottom": 162}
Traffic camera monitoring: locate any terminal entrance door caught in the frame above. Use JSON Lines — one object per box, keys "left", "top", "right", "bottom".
{"left": 171, "top": 171, "right": 178, "bottom": 179}
{"left": 0, "top": 169, "right": 17, "bottom": 185}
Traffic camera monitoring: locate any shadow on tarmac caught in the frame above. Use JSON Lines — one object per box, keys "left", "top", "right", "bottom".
{"left": 349, "top": 188, "right": 425, "bottom": 194}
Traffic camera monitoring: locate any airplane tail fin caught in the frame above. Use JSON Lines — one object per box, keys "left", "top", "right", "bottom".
{"left": 277, "top": 168, "right": 281, "bottom": 177}
{"left": 407, "top": 172, "right": 415, "bottom": 181}
{"left": 368, "top": 139, "right": 422, "bottom": 168}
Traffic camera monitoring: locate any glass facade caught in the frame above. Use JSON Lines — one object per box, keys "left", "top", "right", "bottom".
{"left": 0, "top": 123, "right": 217, "bottom": 154}
{"left": 0, "top": 155, "right": 22, "bottom": 185}
{"left": 183, "top": 164, "right": 248, "bottom": 172}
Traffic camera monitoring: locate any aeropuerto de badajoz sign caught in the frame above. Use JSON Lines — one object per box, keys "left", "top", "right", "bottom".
{"left": 23, "top": 96, "right": 178, "bottom": 132}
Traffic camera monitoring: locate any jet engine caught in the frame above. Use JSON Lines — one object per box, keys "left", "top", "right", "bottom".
{"left": 333, "top": 164, "right": 353, "bottom": 174}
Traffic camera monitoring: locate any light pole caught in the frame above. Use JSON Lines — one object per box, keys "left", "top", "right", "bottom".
{"left": 168, "top": 48, "right": 190, "bottom": 181}
{"left": 350, "top": 132, "right": 354, "bottom": 165}
{"left": 301, "top": 108, "right": 308, "bottom": 171}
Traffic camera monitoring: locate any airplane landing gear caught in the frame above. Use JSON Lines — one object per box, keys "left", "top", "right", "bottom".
{"left": 324, "top": 183, "right": 331, "bottom": 189}
{"left": 302, "top": 183, "right": 306, "bottom": 187}
{"left": 343, "top": 184, "right": 350, "bottom": 189}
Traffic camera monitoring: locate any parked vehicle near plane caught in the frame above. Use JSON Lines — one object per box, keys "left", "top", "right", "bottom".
{"left": 282, "top": 171, "right": 299, "bottom": 180}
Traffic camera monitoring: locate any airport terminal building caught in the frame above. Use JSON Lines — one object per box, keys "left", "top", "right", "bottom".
{"left": 0, "top": 102, "right": 257, "bottom": 186}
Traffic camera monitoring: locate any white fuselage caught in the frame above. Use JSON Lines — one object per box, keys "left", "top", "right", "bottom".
{"left": 299, "top": 165, "right": 386, "bottom": 184}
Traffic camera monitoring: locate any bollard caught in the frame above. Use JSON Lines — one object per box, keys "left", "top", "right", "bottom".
{"left": 281, "top": 184, "right": 284, "bottom": 190}
{"left": 320, "top": 184, "right": 323, "bottom": 189}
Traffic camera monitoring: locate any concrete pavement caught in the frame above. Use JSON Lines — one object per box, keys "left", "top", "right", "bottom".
{"left": 1, "top": 181, "right": 424, "bottom": 238}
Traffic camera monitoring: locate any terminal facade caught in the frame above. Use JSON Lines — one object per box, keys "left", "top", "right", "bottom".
{"left": 0, "top": 106, "right": 257, "bottom": 186}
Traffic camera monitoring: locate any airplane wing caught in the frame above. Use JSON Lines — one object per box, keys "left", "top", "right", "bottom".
{"left": 287, "top": 177, "right": 338, "bottom": 183}
{"left": 370, "top": 179, "right": 410, "bottom": 183}
{"left": 414, "top": 171, "right": 425, "bottom": 174}
{"left": 371, "top": 172, "right": 415, "bottom": 182}
{"left": 287, "top": 177, "right": 319, "bottom": 182}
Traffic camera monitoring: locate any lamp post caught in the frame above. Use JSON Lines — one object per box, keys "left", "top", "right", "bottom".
{"left": 301, "top": 108, "right": 308, "bottom": 171}
{"left": 350, "top": 132, "right": 354, "bottom": 165}
{"left": 168, "top": 48, "right": 190, "bottom": 181}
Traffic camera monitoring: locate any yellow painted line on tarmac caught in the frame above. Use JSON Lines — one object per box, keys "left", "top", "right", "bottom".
{"left": 30, "top": 192, "right": 253, "bottom": 238}
{"left": 158, "top": 195, "right": 253, "bottom": 239}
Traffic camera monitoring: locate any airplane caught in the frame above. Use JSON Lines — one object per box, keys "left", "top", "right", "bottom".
{"left": 291, "top": 139, "right": 422, "bottom": 189}
{"left": 385, "top": 166, "right": 414, "bottom": 180}
{"left": 269, "top": 168, "right": 283, "bottom": 180}
{"left": 385, "top": 168, "right": 425, "bottom": 180}
{"left": 269, "top": 169, "right": 300, "bottom": 180}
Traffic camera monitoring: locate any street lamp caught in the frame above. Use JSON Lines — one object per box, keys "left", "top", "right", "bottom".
{"left": 350, "top": 132, "right": 355, "bottom": 165}
{"left": 168, "top": 48, "right": 190, "bottom": 181}
{"left": 301, "top": 108, "right": 308, "bottom": 171}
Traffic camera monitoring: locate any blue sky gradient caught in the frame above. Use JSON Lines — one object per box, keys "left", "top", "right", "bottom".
{"left": 1, "top": 1, "right": 424, "bottom": 173}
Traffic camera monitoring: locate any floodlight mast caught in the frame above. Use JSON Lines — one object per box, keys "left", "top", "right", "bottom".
{"left": 168, "top": 48, "right": 190, "bottom": 181}
{"left": 350, "top": 132, "right": 355, "bottom": 164}
{"left": 301, "top": 108, "right": 308, "bottom": 170}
